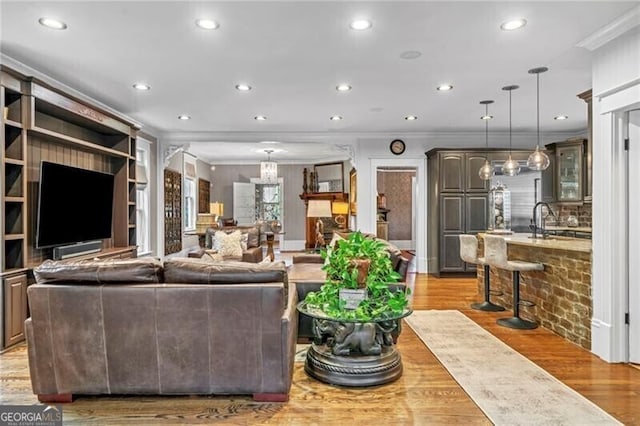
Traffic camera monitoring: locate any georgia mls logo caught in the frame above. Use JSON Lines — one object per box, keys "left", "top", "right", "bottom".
{"left": 0, "top": 404, "right": 62, "bottom": 426}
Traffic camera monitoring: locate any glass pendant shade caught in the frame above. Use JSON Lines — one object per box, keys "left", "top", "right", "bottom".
{"left": 502, "top": 85, "right": 520, "bottom": 176}
{"left": 527, "top": 146, "right": 550, "bottom": 170}
{"left": 479, "top": 159, "right": 494, "bottom": 180}
{"left": 502, "top": 156, "right": 521, "bottom": 177}
{"left": 527, "top": 66, "right": 550, "bottom": 171}
{"left": 478, "top": 99, "right": 495, "bottom": 181}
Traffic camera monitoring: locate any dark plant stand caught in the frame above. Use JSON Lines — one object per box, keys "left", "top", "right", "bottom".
{"left": 297, "top": 302, "right": 412, "bottom": 387}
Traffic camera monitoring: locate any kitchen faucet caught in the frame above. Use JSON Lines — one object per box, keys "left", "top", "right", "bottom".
{"left": 532, "top": 202, "right": 558, "bottom": 239}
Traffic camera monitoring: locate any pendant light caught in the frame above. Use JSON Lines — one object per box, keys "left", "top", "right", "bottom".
{"left": 260, "top": 149, "right": 278, "bottom": 183}
{"left": 478, "top": 100, "right": 494, "bottom": 180}
{"left": 526, "top": 66, "right": 550, "bottom": 170}
{"left": 501, "top": 85, "right": 521, "bottom": 177}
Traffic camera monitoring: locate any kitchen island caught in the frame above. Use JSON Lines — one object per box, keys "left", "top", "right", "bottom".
{"left": 477, "top": 233, "right": 592, "bottom": 349}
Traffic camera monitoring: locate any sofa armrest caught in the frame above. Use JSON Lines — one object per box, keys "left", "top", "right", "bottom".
{"left": 242, "top": 247, "right": 263, "bottom": 263}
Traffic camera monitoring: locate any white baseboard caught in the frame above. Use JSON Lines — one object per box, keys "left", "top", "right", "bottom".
{"left": 281, "top": 240, "right": 306, "bottom": 251}
{"left": 591, "top": 318, "right": 625, "bottom": 362}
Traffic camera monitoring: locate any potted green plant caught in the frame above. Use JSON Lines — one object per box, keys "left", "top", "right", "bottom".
{"left": 304, "top": 231, "right": 410, "bottom": 321}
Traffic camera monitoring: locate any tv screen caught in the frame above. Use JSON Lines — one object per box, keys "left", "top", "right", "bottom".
{"left": 36, "top": 161, "right": 115, "bottom": 249}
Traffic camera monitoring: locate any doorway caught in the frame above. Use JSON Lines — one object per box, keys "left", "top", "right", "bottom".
{"left": 376, "top": 167, "right": 417, "bottom": 250}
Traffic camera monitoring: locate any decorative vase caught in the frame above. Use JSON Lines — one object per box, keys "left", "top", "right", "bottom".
{"left": 350, "top": 258, "right": 371, "bottom": 289}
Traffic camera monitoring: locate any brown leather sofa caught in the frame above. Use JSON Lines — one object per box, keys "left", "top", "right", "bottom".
{"left": 26, "top": 257, "right": 297, "bottom": 403}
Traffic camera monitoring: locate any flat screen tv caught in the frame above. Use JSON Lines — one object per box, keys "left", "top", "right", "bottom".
{"left": 36, "top": 161, "right": 115, "bottom": 249}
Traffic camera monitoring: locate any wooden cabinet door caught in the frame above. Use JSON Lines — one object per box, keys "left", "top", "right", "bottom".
{"left": 3, "top": 274, "right": 27, "bottom": 348}
{"left": 466, "top": 154, "right": 490, "bottom": 192}
{"left": 439, "top": 195, "right": 465, "bottom": 272}
{"left": 440, "top": 153, "right": 464, "bottom": 192}
{"left": 466, "top": 195, "right": 488, "bottom": 233}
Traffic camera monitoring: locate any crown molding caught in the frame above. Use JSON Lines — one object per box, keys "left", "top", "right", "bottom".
{"left": 577, "top": 5, "right": 640, "bottom": 51}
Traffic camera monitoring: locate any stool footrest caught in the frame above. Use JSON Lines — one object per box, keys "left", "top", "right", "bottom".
{"left": 497, "top": 316, "right": 538, "bottom": 330}
{"left": 471, "top": 301, "right": 505, "bottom": 312}
{"left": 489, "top": 290, "right": 504, "bottom": 296}
{"left": 519, "top": 300, "right": 535, "bottom": 307}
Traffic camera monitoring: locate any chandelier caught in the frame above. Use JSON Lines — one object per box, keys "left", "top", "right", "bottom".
{"left": 260, "top": 149, "right": 278, "bottom": 183}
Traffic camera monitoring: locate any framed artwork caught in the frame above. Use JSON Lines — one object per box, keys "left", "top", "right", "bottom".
{"left": 349, "top": 167, "right": 357, "bottom": 215}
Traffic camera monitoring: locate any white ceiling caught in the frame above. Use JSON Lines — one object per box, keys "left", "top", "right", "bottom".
{"left": 0, "top": 1, "right": 635, "bottom": 162}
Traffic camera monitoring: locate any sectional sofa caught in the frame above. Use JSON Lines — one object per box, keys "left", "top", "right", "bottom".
{"left": 25, "top": 257, "right": 297, "bottom": 403}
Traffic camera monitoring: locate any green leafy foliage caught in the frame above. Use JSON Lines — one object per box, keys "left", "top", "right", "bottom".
{"left": 304, "top": 231, "right": 410, "bottom": 321}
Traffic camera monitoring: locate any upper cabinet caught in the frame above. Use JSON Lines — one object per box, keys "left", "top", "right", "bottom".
{"left": 543, "top": 139, "right": 588, "bottom": 203}
{"left": 439, "top": 152, "right": 490, "bottom": 193}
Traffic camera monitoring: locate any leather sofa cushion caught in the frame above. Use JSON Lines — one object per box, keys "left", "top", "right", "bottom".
{"left": 34, "top": 257, "right": 163, "bottom": 284}
{"left": 164, "top": 258, "right": 287, "bottom": 285}
{"left": 164, "top": 258, "right": 289, "bottom": 302}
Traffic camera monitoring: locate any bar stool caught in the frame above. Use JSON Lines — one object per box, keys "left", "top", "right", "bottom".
{"left": 459, "top": 234, "right": 504, "bottom": 312}
{"left": 483, "top": 234, "right": 544, "bottom": 329}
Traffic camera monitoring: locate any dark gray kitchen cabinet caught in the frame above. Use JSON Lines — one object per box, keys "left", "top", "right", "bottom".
{"left": 426, "top": 148, "right": 527, "bottom": 276}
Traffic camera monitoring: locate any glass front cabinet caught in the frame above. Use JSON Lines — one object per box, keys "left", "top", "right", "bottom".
{"left": 543, "top": 139, "right": 587, "bottom": 203}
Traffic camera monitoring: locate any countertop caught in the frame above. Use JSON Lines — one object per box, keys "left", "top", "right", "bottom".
{"left": 546, "top": 225, "right": 592, "bottom": 233}
{"left": 504, "top": 233, "right": 591, "bottom": 253}
{"left": 490, "top": 232, "right": 593, "bottom": 253}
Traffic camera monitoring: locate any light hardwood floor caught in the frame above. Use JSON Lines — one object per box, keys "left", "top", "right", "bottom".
{"left": 1, "top": 273, "right": 639, "bottom": 425}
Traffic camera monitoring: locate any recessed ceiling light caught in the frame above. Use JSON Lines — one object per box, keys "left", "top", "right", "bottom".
{"left": 500, "top": 18, "right": 527, "bottom": 31}
{"left": 481, "top": 115, "right": 493, "bottom": 120}
{"left": 554, "top": 115, "right": 568, "bottom": 120}
{"left": 260, "top": 141, "right": 280, "bottom": 144}
{"left": 196, "top": 19, "right": 219, "bottom": 30}
{"left": 336, "top": 84, "right": 352, "bottom": 92}
{"left": 400, "top": 51, "right": 422, "bottom": 60}
{"left": 436, "top": 84, "right": 454, "bottom": 91}
{"left": 178, "top": 115, "right": 191, "bottom": 120}
{"left": 349, "top": 19, "right": 372, "bottom": 31}
{"left": 404, "top": 115, "right": 418, "bottom": 121}
{"left": 330, "top": 115, "right": 343, "bottom": 121}
{"left": 38, "top": 17, "right": 67, "bottom": 30}
{"left": 235, "top": 83, "right": 252, "bottom": 91}
{"left": 254, "top": 115, "right": 267, "bottom": 121}
{"left": 132, "top": 83, "right": 151, "bottom": 91}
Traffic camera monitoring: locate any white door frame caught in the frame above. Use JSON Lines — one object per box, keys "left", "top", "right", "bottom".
{"left": 628, "top": 109, "right": 640, "bottom": 363}
{"left": 369, "top": 158, "right": 427, "bottom": 273}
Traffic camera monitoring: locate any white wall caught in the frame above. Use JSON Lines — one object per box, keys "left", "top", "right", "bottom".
{"left": 587, "top": 14, "right": 640, "bottom": 361}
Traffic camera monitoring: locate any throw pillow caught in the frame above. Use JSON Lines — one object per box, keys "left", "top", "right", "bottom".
{"left": 214, "top": 230, "right": 243, "bottom": 257}
{"left": 240, "top": 233, "right": 248, "bottom": 251}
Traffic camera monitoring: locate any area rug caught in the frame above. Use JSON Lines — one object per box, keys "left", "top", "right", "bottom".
{"left": 405, "top": 310, "right": 622, "bottom": 426}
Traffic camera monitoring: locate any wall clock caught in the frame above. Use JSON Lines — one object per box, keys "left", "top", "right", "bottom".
{"left": 390, "top": 139, "right": 406, "bottom": 155}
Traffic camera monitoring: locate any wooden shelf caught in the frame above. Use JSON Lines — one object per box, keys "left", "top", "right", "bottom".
{"left": 4, "top": 234, "right": 25, "bottom": 240}
{"left": 30, "top": 126, "right": 130, "bottom": 158}
{"left": 0, "top": 267, "right": 29, "bottom": 278}
{"left": 4, "top": 158, "right": 24, "bottom": 166}
{"left": 4, "top": 197, "right": 24, "bottom": 203}
{"left": 3, "top": 119, "right": 22, "bottom": 129}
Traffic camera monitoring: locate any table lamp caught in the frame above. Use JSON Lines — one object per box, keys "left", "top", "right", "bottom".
{"left": 306, "top": 199, "right": 332, "bottom": 248}
{"left": 210, "top": 202, "right": 224, "bottom": 227}
{"left": 332, "top": 201, "right": 349, "bottom": 230}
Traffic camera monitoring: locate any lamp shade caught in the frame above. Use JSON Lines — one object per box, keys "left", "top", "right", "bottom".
{"left": 332, "top": 201, "right": 349, "bottom": 215}
{"left": 307, "top": 199, "right": 332, "bottom": 218}
{"left": 210, "top": 202, "right": 224, "bottom": 217}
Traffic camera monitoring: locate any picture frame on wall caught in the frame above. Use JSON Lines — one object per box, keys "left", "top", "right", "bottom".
{"left": 349, "top": 167, "right": 357, "bottom": 215}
